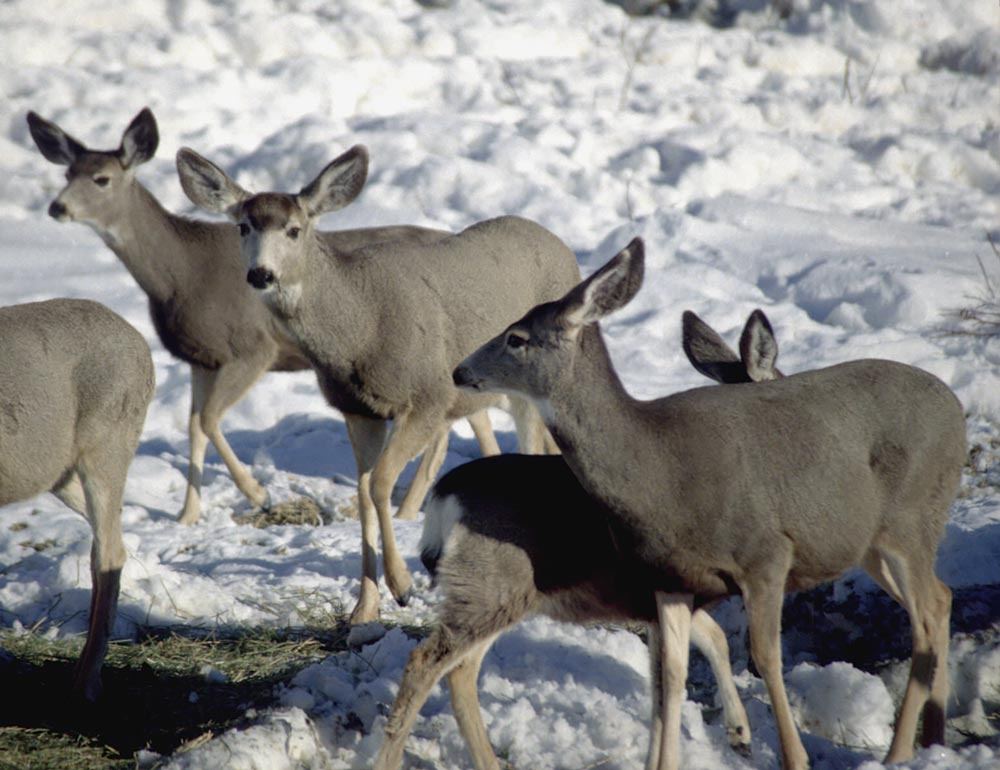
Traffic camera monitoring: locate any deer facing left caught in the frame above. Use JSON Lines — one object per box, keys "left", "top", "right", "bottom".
{"left": 454, "top": 238, "right": 964, "bottom": 769}
{"left": 26, "top": 107, "right": 461, "bottom": 525}
{"left": 373, "top": 309, "right": 782, "bottom": 770}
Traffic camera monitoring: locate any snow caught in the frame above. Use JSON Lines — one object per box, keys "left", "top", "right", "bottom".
{"left": 2, "top": 0, "right": 1000, "bottom": 768}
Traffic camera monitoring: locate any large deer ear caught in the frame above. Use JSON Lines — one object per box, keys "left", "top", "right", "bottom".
{"left": 26, "top": 111, "right": 86, "bottom": 165}
{"left": 176, "top": 147, "right": 250, "bottom": 218}
{"left": 558, "top": 237, "right": 645, "bottom": 329}
{"left": 119, "top": 108, "right": 159, "bottom": 168}
{"left": 298, "top": 145, "right": 369, "bottom": 217}
{"left": 682, "top": 310, "right": 749, "bottom": 384}
{"left": 739, "top": 309, "right": 781, "bottom": 382}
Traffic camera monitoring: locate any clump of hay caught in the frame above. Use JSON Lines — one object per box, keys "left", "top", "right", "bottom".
{"left": 233, "top": 497, "right": 325, "bottom": 528}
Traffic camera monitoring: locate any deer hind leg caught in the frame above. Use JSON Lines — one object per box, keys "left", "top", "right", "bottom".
{"left": 183, "top": 360, "right": 272, "bottom": 523}
{"left": 345, "top": 414, "right": 390, "bottom": 626}
{"left": 52, "top": 470, "right": 87, "bottom": 515}
{"left": 73, "top": 449, "right": 131, "bottom": 701}
{"left": 740, "top": 557, "right": 809, "bottom": 770}
{"left": 374, "top": 628, "right": 501, "bottom": 770}
{"left": 863, "top": 549, "right": 952, "bottom": 762}
{"left": 447, "top": 637, "right": 503, "bottom": 770}
{"left": 394, "top": 427, "right": 450, "bottom": 522}
{"left": 690, "top": 609, "right": 752, "bottom": 755}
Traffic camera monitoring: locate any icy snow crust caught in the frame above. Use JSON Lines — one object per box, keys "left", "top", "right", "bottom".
{"left": 1, "top": 0, "right": 999, "bottom": 767}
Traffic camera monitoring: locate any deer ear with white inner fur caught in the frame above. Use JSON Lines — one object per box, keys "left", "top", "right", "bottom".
{"left": 559, "top": 237, "right": 645, "bottom": 330}
{"left": 298, "top": 145, "right": 370, "bottom": 217}
{"left": 175, "top": 148, "right": 250, "bottom": 219}
{"left": 739, "top": 309, "right": 780, "bottom": 382}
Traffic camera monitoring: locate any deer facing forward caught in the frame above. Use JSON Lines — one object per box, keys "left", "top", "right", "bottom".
{"left": 176, "top": 146, "right": 580, "bottom": 625}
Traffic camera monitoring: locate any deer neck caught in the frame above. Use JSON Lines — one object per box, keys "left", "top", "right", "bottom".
{"left": 543, "top": 325, "right": 668, "bottom": 527}
{"left": 281, "top": 242, "right": 374, "bottom": 370}
{"left": 98, "top": 182, "right": 193, "bottom": 305}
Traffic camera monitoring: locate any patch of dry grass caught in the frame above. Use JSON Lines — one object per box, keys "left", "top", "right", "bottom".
{"left": 0, "top": 624, "right": 348, "bottom": 770}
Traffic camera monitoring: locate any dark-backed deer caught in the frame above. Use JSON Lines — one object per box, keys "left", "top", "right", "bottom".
{"left": 175, "top": 147, "right": 579, "bottom": 625}
{"left": 26, "top": 107, "right": 488, "bottom": 526}
{"left": 453, "top": 238, "right": 964, "bottom": 770}
{"left": 374, "top": 309, "right": 781, "bottom": 769}
{"left": 0, "top": 298, "right": 154, "bottom": 701}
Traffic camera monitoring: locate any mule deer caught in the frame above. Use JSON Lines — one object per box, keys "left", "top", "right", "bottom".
{"left": 453, "top": 238, "right": 965, "bottom": 770}
{"left": 0, "top": 298, "right": 154, "bottom": 701}
{"left": 374, "top": 309, "right": 781, "bottom": 769}
{"left": 175, "top": 147, "right": 580, "bottom": 625}
{"left": 26, "top": 107, "right": 483, "bottom": 526}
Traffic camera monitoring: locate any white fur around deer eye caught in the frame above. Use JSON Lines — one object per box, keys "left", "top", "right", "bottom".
{"left": 506, "top": 331, "right": 529, "bottom": 349}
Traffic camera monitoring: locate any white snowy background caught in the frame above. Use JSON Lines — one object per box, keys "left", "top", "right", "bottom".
{"left": 1, "top": 0, "right": 1000, "bottom": 768}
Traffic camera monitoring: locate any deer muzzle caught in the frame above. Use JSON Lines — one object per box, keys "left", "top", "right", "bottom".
{"left": 247, "top": 267, "right": 276, "bottom": 290}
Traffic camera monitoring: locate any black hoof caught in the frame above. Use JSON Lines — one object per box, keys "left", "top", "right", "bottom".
{"left": 731, "top": 741, "right": 752, "bottom": 758}
{"left": 395, "top": 587, "right": 413, "bottom": 608}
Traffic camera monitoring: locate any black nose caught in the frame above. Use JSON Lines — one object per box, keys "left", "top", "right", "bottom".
{"left": 453, "top": 366, "right": 478, "bottom": 389}
{"left": 247, "top": 267, "right": 276, "bottom": 289}
{"left": 48, "top": 201, "right": 66, "bottom": 219}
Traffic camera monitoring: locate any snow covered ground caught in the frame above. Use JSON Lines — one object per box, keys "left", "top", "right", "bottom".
{"left": 1, "top": 0, "right": 999, "bottom": 767}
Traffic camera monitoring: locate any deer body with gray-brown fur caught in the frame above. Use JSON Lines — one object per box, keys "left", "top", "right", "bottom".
{"left": 176, "top": 146, "right": 580, "bottom": 625}
{"left": 26, "top": 108, "right": 466, "bottom": 526}
{"left": 453, "top": 238, "right": 964, "bottom": 770}
{"left": 374, "top": 310, "right": 782, "bottom": 770}
{"left": 0, "top": 298, "right": 153, "bottom": 701}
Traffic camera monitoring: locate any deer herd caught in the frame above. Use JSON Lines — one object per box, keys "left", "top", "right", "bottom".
{"left": 4, "top": 106, "right": 965, "bottom": 770}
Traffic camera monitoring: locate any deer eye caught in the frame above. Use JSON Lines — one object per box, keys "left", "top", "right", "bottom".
{"left": 238, "top": 223, "right": 250, "bottom": 237}
{"left": 93, "top": 176, "right": 110, "bottom": 187}
{"left": 506, "top": 331, "right": 529, "bottom": 350}
{"left": 287, "top": 226, "right": 300, "bottom": 240}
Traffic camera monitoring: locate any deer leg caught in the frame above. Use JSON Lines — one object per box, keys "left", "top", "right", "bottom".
{"left": 191, "top": 360, "right": 272, "bottom": 515}
{"left": 394, "top": 427, "right": 449, "bottom": 522}
{"left": 52, "top": 470, "right": 87, "bottom": 515}
{"left": 691, "top": 609, "right": 751, "bottom": 755}
{"left": 74, "top": 452, "right": 130, "bottom": 702}
{"left": 374, "top": 628, "right": 486, "bottom": 770}
{"left": 741, "top": 565, "right": 809, "bottom": 770}
{"left": 507, "top": 395, "right": 557, "bottom": 455}
{"left": 467, "top": 410, "right": 501, "bottom": 457}
{"left": 648, "top": 592, "right": 693, "bottom": 770}
{"left": 923, "top": 579, "right": 952, "bottom": 748}
{"left": 647, "top": 622, "right": 665, "bottom": 768}
{"left": 345, "top": 414, "right": 390, "bottom": 626}
{"left": 447, "top": 637, "right": 502, "bottom": 770}
{"left": 864, "top": 550, "right": 952, "bottom": 762}
{"left": 178, "top": 365, "right": 211, "bottom": 525}
{"left": 370, "top": 412, "right": 449, "bottom": 607}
